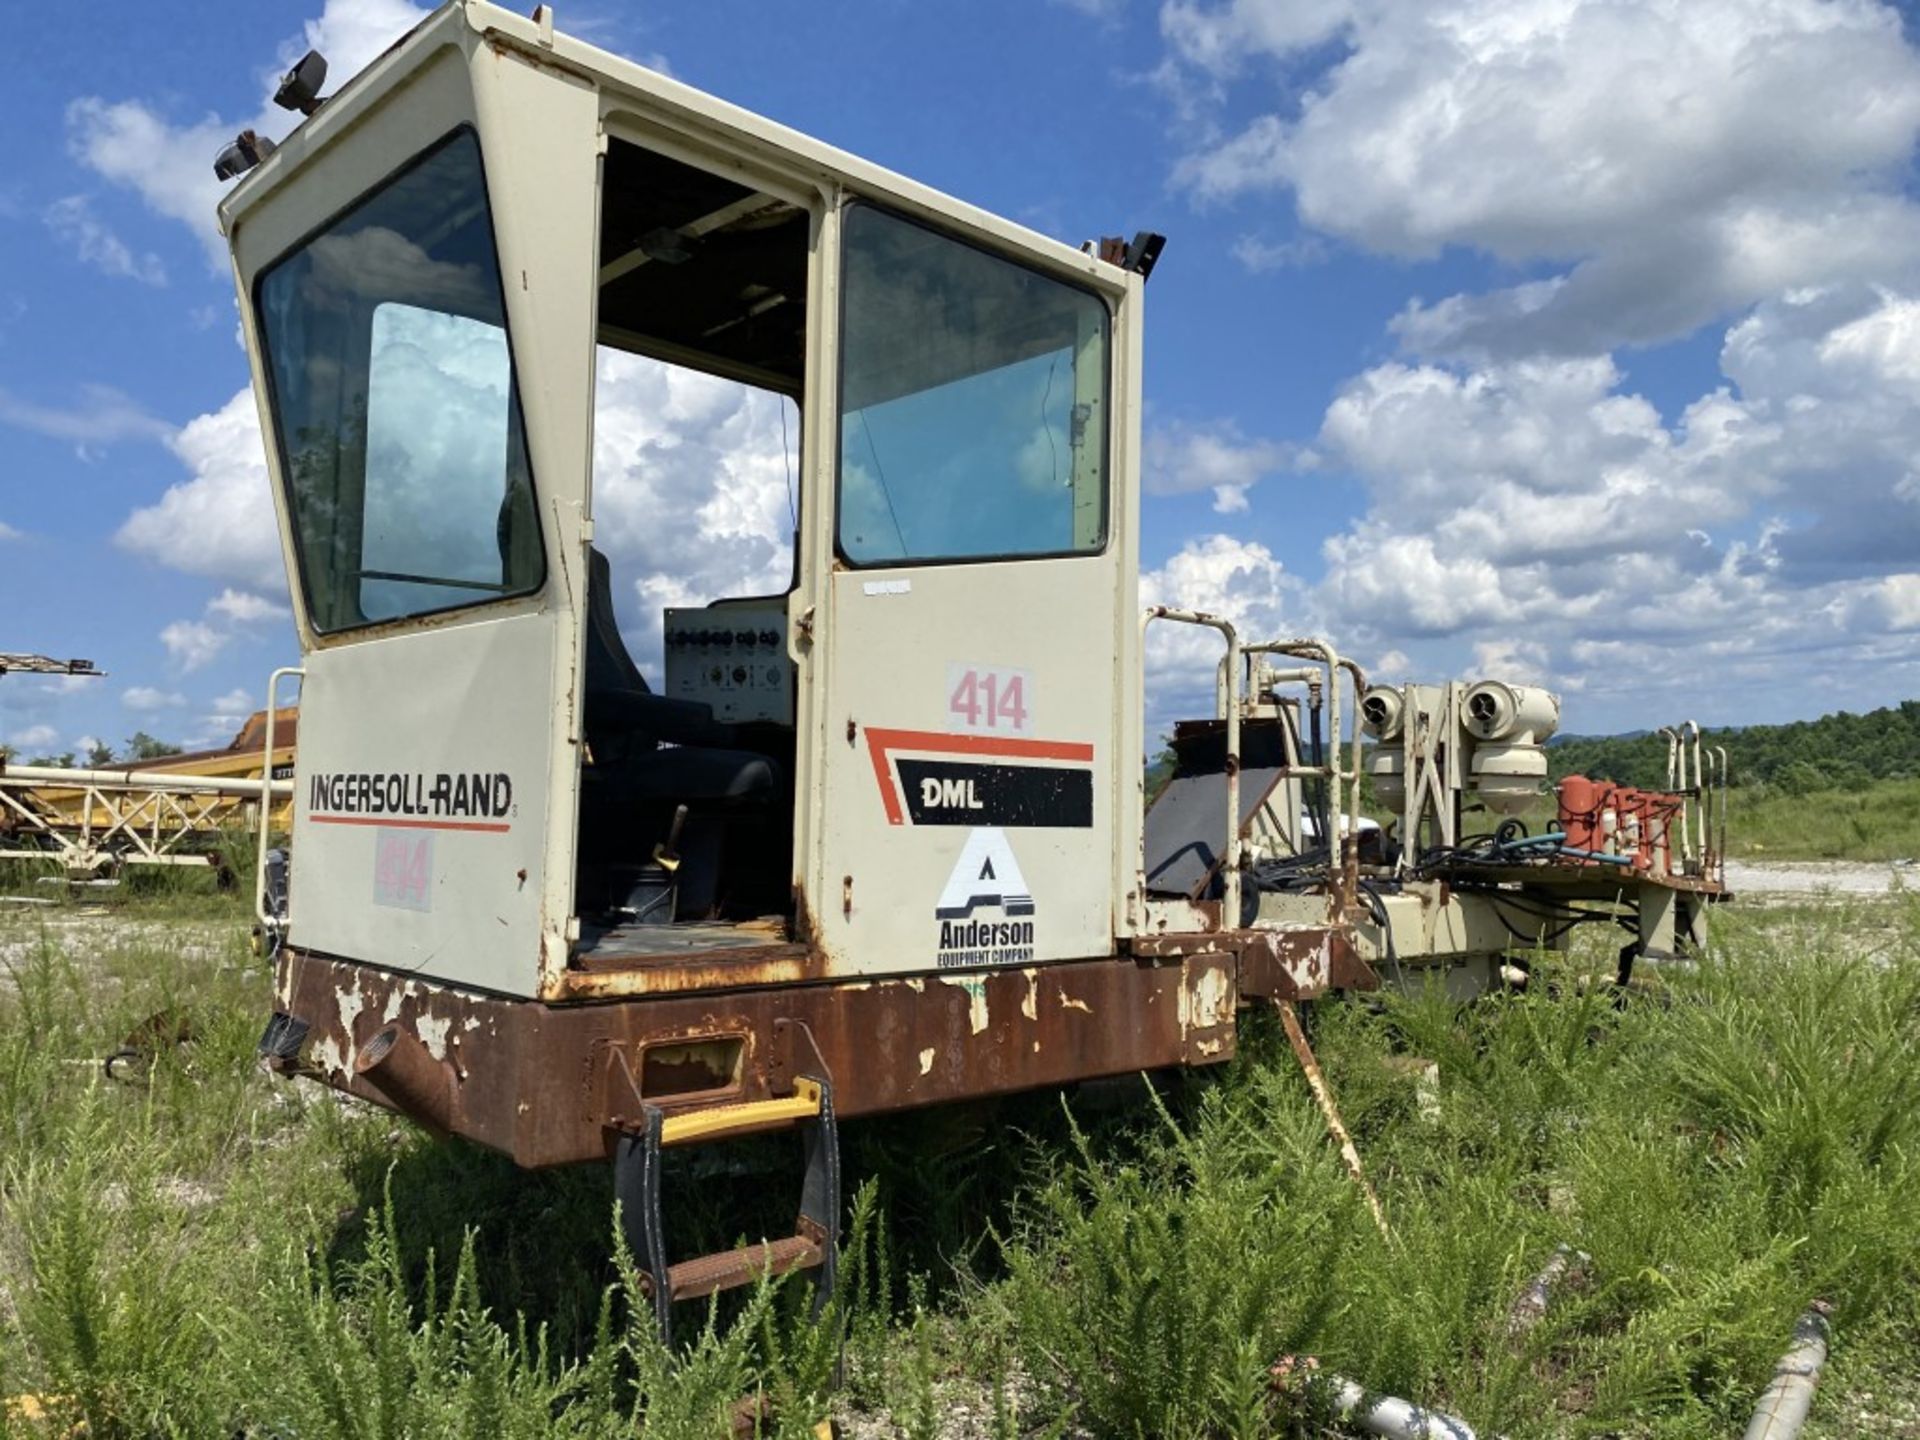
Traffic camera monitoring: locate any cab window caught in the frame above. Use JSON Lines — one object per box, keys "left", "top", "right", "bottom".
{"left": 255, "top": 128, "right": 542, "bottom": 632}
{"left": 836, "top": 205, "right": 1109, "bottom": 566}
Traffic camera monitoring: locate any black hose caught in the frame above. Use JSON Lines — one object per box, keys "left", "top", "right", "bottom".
{"left": 1307, "top": 696, "right": 1330, "bottom": 850}
{"left": 1356, "top": 876, "right": 1404, "bottom": 988}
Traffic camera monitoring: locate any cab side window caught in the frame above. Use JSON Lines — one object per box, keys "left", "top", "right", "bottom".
{"left": 836, "top": 205, "right": 1109, "bottom": 566}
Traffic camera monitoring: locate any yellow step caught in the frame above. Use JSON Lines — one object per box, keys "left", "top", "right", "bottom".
{"left": 659, "top": 1077, "right": 821, "bottom": 1146}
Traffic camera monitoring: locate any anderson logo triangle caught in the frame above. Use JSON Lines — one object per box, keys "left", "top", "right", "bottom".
{"left": 936, "top": 828, "right": 1032, "bottom": 918}
{"left": 934, "top": 827, "right": 1036, "bottom": 969}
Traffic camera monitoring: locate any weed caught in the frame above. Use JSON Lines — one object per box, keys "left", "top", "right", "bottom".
{"left": 4, "top": 896, "right": 1919, "bottom": 1437}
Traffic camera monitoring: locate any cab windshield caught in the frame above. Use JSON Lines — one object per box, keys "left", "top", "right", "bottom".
{"left": 254, "top": 128, "right": 543, "bottom": 633}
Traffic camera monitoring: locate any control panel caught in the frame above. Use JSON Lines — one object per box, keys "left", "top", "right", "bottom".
{"left": 663, "top": 603, "right": 793, "bottom": 725}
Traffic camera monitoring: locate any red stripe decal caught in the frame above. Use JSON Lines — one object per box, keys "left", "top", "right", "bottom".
{"left": 309, "top": 814, "right": 511, "bottom": 834}
{"left": 863, "top": 727, "right": 1094, "bottom": 826}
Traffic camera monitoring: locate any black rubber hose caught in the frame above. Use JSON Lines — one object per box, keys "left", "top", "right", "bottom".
{"left": 1308, "top": 696, "right": 1330, "bottom": 849}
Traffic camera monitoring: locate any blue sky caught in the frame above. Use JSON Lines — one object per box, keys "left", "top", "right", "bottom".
{"left": 4, "top": 0, "right": 1920, "bottom": 758}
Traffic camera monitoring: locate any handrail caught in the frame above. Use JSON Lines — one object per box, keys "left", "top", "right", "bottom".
{"left": 1142, "top": 607, "right": 1241, "bottom": 929}
{"left": 1239, "top": 639, "right": 1366, "bottom": 903}
{"left": 1715, "top": 744, "right": 1730, "bottom": 883}
{"left": 1682, "top": 720, "right": 1706, "bottom": 866}
{"left": 256, "top": 667, "right": 305, "bottom": 932}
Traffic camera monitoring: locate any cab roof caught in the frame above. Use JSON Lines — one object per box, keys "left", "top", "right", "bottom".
{"left": 217, "top": 0, "right": 1127, "bottom": 298}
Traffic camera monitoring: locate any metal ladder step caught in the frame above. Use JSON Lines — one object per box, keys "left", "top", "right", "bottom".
{"left": 613, "top": 1021, "right": 841, "bottom": 1348}
{"left": 659, "top": 1079, "right": 821, "bottom": 1147}
{"left": 667, "top": 1233, "right": 825, "bottom": 1301}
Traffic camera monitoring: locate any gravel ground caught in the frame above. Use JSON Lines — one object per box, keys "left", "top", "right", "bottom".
{"left": 1723, "top": 859, "right": 1914, "bottom": 901}
{"left": 0, "top": 902, "right": 237, "bottom": 990}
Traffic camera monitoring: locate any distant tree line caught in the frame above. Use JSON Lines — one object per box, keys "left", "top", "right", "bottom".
{"left": 1140, "top": 700, "right": 1920, "bottom": 809}
{"left": 0, "top": 731, "right": 184, "bottom": 768}
{"left": 1549, "top": 700, "right": 1920, "bottom": 797}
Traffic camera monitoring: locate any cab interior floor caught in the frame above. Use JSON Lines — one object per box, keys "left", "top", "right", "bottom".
{"left": 573, "top": 915, "right": 792, "bottom": 966}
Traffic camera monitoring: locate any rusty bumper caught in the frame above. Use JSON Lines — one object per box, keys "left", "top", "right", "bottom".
{"left": 1129, "top": 925, "right": 1377, "bottom": 1000}
{"left": 272, "top": 945, "right": 1246, "bottom": 1168}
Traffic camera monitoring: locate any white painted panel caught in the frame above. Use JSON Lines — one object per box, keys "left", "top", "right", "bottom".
{"left": 816, "top": 557, "right": 1122, "bottom": 976}
{"left": 287, "top": 612, "right": 556, "bottom": 997}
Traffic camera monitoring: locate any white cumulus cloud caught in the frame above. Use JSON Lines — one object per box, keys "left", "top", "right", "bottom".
{"left": 123, "top": 687, "right": 188, "bottom": 711}
{"left": 1168, "top": 0, "right": 1920, "bottom": 357}
{"left": 3, "top": 725, "right": 60, "bottom": 753}
{"left": 117, "top": 389, "right": 281, "bottom": 591}
{"left": 1307, "top": 285, "right": 1920, "bottom": 713}
{"left": 42, "top": 195, "right": 167, "bottom": 286}
{"left": 159, "top": 619, "right": 229, "bottom": 673}
{"left": 1144, "top": 418, "right": 1296, "bottom": 515}
{"left": 207, "top": 588, "right": 291, "bottom": 624}
{"left": 1141, "top": 534, "right": 1304, "bottom": 724}
{"left": 67, "top": 0, "right": 433, "bottom": 267}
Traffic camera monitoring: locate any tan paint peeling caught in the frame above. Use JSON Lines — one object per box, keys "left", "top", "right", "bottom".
{"left": 416, "top": 1012, "right": 453, "bottom": 1061}
{"left": 1179, "top": 965, "right": 1234, "bottom": 1033}
{"left": 311, "top": 1033, "right": 347, "bottom": 1077}
{"left": 1020, "top": 972, "right": 1039, "bottom": 1021}
{"left": 1058, "top": 992, "right": 1092, "bottom": 1014}
{"left": 335, "top": 979, "right": 366, "bottom": 1070}
{"left": 918, "top": 1047, "right": 936, "bottom": 1075}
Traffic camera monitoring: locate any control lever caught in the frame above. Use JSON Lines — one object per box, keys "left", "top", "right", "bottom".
{"left": 652, "top": 803, "right": 689, "bottom": 873}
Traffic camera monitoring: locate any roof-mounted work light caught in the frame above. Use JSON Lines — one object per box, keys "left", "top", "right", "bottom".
{"left": 1089, "top": 231, "right": 1168, "bottom": 281}
{"left": 213, "top": 130, "right": 277, "bottom": 181}
{"left": 273, "top": 50, "right": 329, "bottom": 117}
{"left": 213, "top": 49, "right": 328, "bottom": 182}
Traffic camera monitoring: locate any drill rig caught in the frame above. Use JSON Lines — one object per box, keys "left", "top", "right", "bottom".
{"left": 214, "top": 1, "right": 1725, "bottom": 1333}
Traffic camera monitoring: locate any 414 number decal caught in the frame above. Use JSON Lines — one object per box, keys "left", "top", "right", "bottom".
{"left": 947, "top": 664, "right": 1032, "bottom": 735}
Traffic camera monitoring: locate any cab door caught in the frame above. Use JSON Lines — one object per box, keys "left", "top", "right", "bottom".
{"left": 228, "top": 38, "right": 600, "bottom": 999}
{"left": 807, "top": 203, "right": 1135, "bottom": 978}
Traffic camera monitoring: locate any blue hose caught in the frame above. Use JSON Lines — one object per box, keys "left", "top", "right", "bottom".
{"left": 1550, "top": 844, "right": 1635, "bottom": 867}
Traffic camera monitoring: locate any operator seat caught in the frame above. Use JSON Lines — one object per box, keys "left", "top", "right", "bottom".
{"left": 581, "top": 547, "right": 776, "bottom": 805}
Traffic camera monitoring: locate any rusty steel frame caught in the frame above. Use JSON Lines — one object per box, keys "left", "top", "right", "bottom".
{"left": 0, "top": 764, "right": 294, "bottom": 874}
{"left": 269, "top": 921, "right": 1381, "bottom": 1168}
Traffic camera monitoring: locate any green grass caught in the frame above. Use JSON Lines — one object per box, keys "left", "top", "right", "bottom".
{"left": 1729, "top": 777, "right": 1920, "bottom": 862}
{"left": 3, "top": 895, "right": 1920, "bottom": 1436}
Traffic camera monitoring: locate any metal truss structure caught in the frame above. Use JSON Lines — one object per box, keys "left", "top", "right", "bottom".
{"left": 0, "top": 763, "right": 291, "bottom": 876}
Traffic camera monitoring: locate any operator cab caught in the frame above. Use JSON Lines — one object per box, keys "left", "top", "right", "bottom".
{"left": 226, "top": 1, "right": 1148, "bottom": 1002}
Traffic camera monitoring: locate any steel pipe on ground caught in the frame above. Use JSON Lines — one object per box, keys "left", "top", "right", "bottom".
{"left": 1327, "top": 1377, "right": 1485, "bottom": 1440}
{"left": 1742, "top": 1308, "right": 1832, "bottom": 1440}
{"left": 1273, "top": 1362, "right": 1491, "bottom": 1440}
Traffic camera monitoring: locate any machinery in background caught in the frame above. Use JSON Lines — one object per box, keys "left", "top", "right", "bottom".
{"left": 0, "top": 710, "right": 296, "bottom": 879}
{"left": 0, "top": 654, "right": 102, "bottom": 680}
{"left": 664, "top": 603, "right": 792, "bottom": 726}
{"left": 1141, "top": 646, "right": 1725, "bottom": 1006}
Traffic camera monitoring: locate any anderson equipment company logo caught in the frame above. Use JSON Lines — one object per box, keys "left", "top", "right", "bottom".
{"left": 307, "top": 769, "right": 515, "bottom": 834}
{"left": 934, "top": 827, "right": 1035, "bottom": 969}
